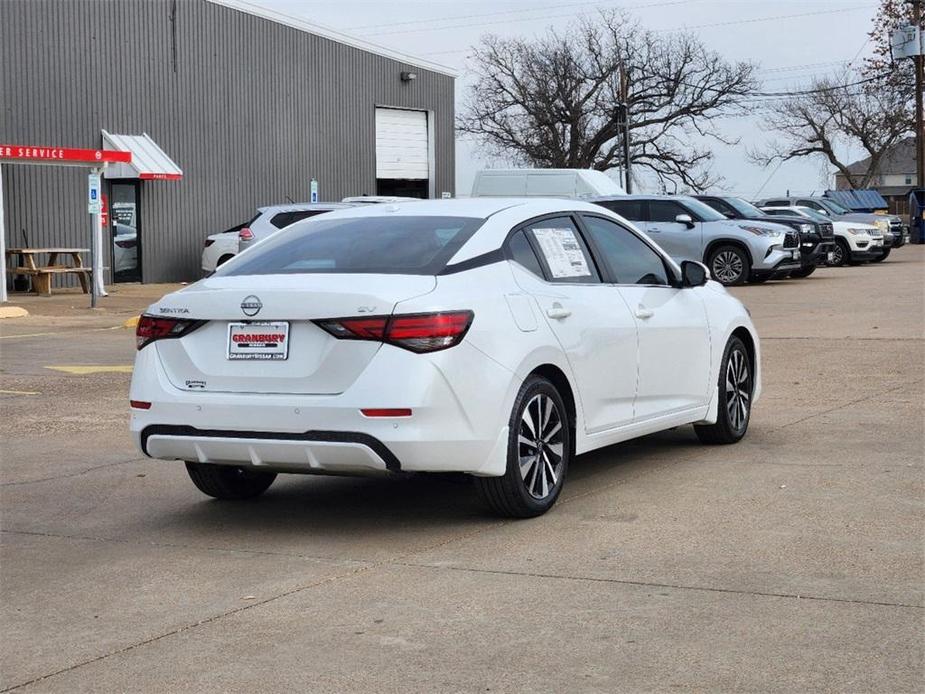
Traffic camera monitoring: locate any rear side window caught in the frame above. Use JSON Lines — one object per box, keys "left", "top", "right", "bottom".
{"left": 507, "top": 230, "right": 544, "bottom": 278}
{"left": 594, "top": 199, "right": 644, "bottom": 220}
{"left": 523, "top": 217, "right": 600, "bottom": 284}
{"left": 764, "top": 199, "right": 789, "bottom": 207}
{"left": 222, "top": 216, "right": 483, "bottom": 276}
{"left": 270, "top": 210, "right": 327, "bottom": 229}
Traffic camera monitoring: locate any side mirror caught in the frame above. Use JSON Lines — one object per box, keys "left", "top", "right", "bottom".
{"left": 675, "top": 213, "right": 695, "bottom": 228}
{"left": 681, "top": 260, "right": 709, "bottom": 288}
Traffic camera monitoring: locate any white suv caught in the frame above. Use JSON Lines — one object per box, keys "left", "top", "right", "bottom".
{"left": 760, "top": 206, "right": 882, "bottom": 266}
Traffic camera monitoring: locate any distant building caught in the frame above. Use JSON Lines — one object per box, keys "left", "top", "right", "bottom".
{"left": 834, "top": 137, "right": 918, "bottom": 218}
{"left": 1, "top": 0, "right": 456, "bottom": 284}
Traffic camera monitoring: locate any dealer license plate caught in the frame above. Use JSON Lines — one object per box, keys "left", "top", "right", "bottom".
{"left": 227, "top": 321, "right": 290, "bottom": 360}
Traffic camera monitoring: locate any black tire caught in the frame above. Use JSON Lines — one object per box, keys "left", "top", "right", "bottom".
{"left": 708, "top": 245, "right": 750, "bottom": 286}
{"left": 185, "top": 462, "right": 276, "bottom": 500}
{"left": 788, "top": 265, "right": 816, "bottom": 279}
{"left": 476, "top": 376, "right": 571, "bottom": 518}
{"left": 216, "top": 254, "right": 235, "bottom": 267}
{"left": 694, "top": 336, "right": 752, "bottom": 445}
{"left": 870, "top": 247, "right": 891, "bottom": 263}
{"left": 829, "top": 239, "right": 850, "bottom": 267}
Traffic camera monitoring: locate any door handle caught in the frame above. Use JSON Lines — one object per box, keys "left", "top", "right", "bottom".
{"left": 635, "top": 306, "right": 654, "bottom": 319}
{"left": 546, "top": 305, "right": 571, "bottom": 320}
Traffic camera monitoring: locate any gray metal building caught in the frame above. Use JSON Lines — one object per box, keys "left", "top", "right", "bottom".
{"left": 0, "top": 0, "right": 456, "bottom": 283}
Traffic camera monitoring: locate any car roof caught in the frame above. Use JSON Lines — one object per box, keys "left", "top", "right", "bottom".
{"left": 588, "top": 194, "right": 698, "bottom": 203}
{"left": 256, "top": 202, "right": 357, "bottom": 214}
{"left": 340, "top": 195, "right": 422, "bottom": 203}
{"left": 287, "top": 197, "right": 610, "bottom": 220}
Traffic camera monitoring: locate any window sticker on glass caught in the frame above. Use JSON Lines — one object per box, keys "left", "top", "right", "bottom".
{"left": 532, "top": 227, "right": 592, "bottom": 278}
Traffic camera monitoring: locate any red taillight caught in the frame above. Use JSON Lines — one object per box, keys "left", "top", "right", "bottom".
{"left": 315, "top": 311, "right": 473, "bottom": 353}
{"left": 238, "top": 228, "right": 254, "bottom": 241}
{"left": 130, "top": 400, "right": 152, "bottom": 410}
{"left": 361, "top": 408, "right": 412, "bottom": 418}
{"left": 204, "top": 239, "right": 215, "bottom": 247}
{"left": 136, "top": 315, "right": 202, "bottom": 350}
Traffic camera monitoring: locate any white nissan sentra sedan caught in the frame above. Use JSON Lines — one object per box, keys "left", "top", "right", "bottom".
{"left": 130, "top": 198, "right": 760, "bottom": 517}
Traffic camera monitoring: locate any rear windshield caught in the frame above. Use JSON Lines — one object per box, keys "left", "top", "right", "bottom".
{"left": 221, "top": 215, "right": 484, "bottom": 276}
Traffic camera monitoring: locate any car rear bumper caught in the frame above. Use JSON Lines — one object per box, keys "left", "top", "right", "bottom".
{"left": 129, "top": 341, "right": 516, "bottom": 477}
{"left": 142, "top": 425, "right": 403, "bottom": 473}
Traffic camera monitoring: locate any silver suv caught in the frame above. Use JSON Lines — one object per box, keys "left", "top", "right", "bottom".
{"left": 591, "top": 195, "right": 801, "bottom": 285}
{"left": 237, "top": 203, "right": 357, "bottom": 252}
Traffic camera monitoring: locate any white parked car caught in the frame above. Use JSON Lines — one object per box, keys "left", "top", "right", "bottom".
{"left": 201, "top": 219, "right": 250, "bottom": 274}
{"left": 237, "top": 203, "right": 357, "bottom": 252}
{"left": 131, "top": 199, "right": 760, "bottom": 517}
{"left": 112, "top": 223, "right": 138, "bottom": 274}
{"left": 760, "top": 206, "right": 882, "bottom": 266}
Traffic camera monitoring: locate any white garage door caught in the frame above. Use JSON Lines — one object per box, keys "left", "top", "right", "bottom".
{"left": 375, "top": 108, "right": 428, "bottom": 179}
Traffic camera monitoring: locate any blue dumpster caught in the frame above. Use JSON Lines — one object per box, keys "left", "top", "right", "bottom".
{"left": 910, "top": 190, "right": 925, "bottom": 244}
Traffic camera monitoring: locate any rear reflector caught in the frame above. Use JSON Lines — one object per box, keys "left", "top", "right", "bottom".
{"left": 315, "top": 311, "right": 473, "bottom": 353}
{"left": 130, "top": 400, "right": 152, "bottom": 410}
{"left": 136, "top": 315, "right": 204, "bottom": 350}
{"left": 360, "top": 408, "right": 412, "bottom": 418}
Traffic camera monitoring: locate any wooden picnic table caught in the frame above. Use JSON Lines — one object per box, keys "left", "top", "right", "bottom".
{"left": 5, "top": 247, "right": 92, "bottom": 296}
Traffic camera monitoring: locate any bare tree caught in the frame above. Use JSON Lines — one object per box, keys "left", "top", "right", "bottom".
{"left": 752, "top": 0, "right": 920, "bottom": 189}
{"left": 751, "top": 72, "right": 913, "bottom": 189}
{"left": 458, "top": 12, "right": 757, "bottom": 192}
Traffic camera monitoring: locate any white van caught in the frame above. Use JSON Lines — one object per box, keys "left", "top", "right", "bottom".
{"left": 471, "top": 168, "right": 624, "bottom": 198}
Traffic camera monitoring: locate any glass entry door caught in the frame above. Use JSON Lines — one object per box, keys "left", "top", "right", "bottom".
{"left": 109, "top": 181, "right": 141, "bottom": 282}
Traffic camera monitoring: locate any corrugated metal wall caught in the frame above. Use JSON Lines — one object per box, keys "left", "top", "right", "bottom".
{"left": 0, "top": 0, "right": 455, "bottom": 283}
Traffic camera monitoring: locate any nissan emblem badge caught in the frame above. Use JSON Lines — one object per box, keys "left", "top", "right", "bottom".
{"left": 241, "top": 295, "right": 262, "bottom": 317}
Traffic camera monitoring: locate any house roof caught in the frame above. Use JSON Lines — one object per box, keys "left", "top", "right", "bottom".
{"left": 207, "top": 0, "right": 457, "bottom": 78}
{"left": 845, "top": 137, "right": 917, "bottom": 176}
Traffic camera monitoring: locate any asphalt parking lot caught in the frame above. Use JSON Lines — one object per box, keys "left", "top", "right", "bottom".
{"left": 1, "top": 250, "right": 923, "bottom": 693}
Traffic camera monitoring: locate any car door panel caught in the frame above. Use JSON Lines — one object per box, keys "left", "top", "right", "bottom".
{"left": 578, "top": 213, "right": 712, "bottom": 421}
{"left": 645, "top": 200, "right": 703, "bottom": 262}
{"left": 618, "top": 285, "right": 712, "bottom": 418}
{"left": 510, "top": 217, "right": 638, "bottom": 433}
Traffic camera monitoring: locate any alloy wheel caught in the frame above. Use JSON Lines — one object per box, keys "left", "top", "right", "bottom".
{"left": 712, "top": 251, "right": 743, "bottom": 284}
{"left": 831, "top": 244, "right": 844, "bottom": 266}
{"left": 518, "top": 393, "right": 564, "bottom": 499}
{"left": 725, "top": 348, "right": 751, "bottom": 432}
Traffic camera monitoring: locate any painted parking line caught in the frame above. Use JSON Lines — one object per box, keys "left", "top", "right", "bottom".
{"left": 0, "top": 325, "right": 124, "bottom": 340}
{"left": 0, "top": 389, "right": 40, "bottom": 396}
{"left": 45, "top": 365, "right": 134, "bottom": 375}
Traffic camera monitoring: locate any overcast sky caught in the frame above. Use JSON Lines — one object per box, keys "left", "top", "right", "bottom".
{"left": 259, "top": 0, "right": 877, "bottom": 198}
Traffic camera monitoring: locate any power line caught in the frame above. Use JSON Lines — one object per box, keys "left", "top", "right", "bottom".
{"left": 365, "top": 3, "right": 874, "bottom": 39}
{"left": 419, "top": 5, "right": 877, "bottom": 57}
{"left": 347, "top": 0, "right": 685, "bottom": 31}
{"left": 360, "top": 0, "right": 695, "bottom": 37}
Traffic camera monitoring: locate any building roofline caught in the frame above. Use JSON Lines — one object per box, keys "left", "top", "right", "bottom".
{"left": 206, "top": 0, "right": 458, "bottom": 78}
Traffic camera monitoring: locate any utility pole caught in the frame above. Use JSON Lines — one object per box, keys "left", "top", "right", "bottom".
{"left": 913, "top": 0, "right": 924, "bottom": 191}
{"left": 619, "top": 64, "right": 632, "bottom": 193}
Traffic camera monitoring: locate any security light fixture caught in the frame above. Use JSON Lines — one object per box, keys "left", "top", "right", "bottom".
{"left": 400, "top": 71, "right": 417, "bottom": 82}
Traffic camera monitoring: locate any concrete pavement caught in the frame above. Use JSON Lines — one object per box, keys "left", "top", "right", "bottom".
{"left": 1, "top": 250, "right": 922, "bottom": 692}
